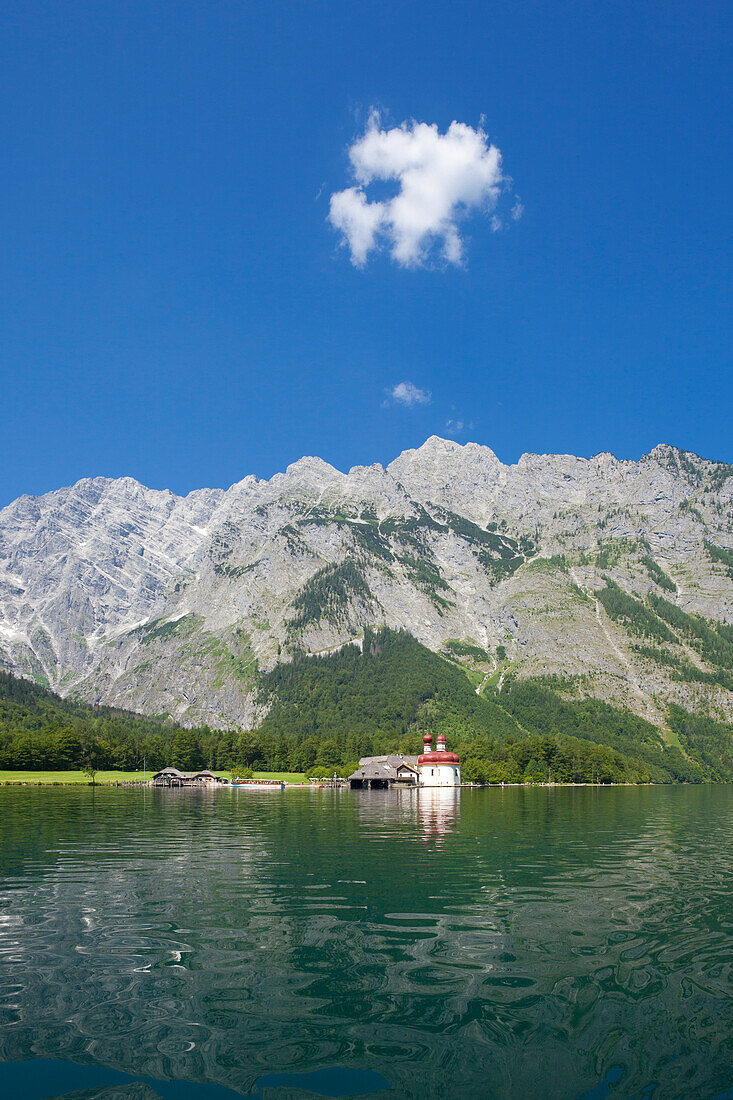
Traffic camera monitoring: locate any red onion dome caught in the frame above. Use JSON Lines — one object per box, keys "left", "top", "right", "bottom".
{"left": 423, "top": 732, "right": 432, "bottom": 745}
{"left": 436, "top": 732, "right": 447, "bottom": 743}
{"left": 418, "top": 751, "right": 461, "bottom": 765}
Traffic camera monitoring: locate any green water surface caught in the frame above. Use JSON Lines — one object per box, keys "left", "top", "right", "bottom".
{"left": 0, "top": 785, "right": 732, "bottom": 1098}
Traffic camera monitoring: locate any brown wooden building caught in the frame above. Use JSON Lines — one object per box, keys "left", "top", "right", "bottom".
{"left": 152, "top": 767, "right": 226, "bottom": 787}
{"left": 348, "top": 755, "right": 419, "bottom": 789}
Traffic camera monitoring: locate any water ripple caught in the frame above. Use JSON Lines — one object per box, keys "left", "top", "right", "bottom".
{"left": 1, "top": 785, "right": 732, "bottom": 1098}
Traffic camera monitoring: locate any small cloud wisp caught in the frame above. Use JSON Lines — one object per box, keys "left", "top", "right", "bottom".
{"left": 445, "top": 417, "right": 475, "bottom": 436}
{"left": 385, "top": 381, "right": 432, "bottom": 407}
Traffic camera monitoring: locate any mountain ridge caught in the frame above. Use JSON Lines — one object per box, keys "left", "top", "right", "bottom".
{"left": 1, "top": 437, "right": 732, "bottom": 732}
{"left": 6, "top": 436, "right": 718, "bottom": 508}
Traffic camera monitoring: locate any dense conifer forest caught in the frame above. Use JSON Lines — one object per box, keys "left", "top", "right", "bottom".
{"left": 1, "top": 627, "right": 732, "bottom": 782}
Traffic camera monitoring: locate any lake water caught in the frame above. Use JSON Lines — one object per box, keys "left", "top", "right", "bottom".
{"left": 0, "top": 785, "right": 732, "bottom": 1099}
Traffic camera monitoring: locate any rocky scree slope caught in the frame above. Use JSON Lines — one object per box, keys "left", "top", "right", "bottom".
{"left": 0, "top": 438, "right": 732, "bottom": 730}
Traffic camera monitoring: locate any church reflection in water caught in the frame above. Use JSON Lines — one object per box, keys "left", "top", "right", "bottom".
{"left": 417, "top": 786, "right": 460, "bottom": 847}
{"left": 349, "top": 783, "right": 461, "bottom": 849}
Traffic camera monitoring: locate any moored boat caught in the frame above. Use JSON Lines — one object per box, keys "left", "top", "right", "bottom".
{"left": 229, "top": 778, "right": 286, "bottom": 790}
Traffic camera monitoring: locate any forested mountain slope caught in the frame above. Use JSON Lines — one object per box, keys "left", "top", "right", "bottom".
{"left": 3, "top": 629, "right": 732, "bottom": 782}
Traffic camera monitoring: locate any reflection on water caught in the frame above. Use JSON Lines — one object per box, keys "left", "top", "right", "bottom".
{"left": 0, "top": 785, "right": 732, "bottom": 1098}
{"left": 416, "top": 786, "right": 459, "bottom": 846}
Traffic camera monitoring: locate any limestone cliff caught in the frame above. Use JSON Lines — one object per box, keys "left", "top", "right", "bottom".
{"left": 1, "top": 439, "right": 731, "bottom": 728}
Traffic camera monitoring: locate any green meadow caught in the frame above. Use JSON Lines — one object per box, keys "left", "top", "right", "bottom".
{"left": 0, "top": 770, "right": 307, "bottom": 785}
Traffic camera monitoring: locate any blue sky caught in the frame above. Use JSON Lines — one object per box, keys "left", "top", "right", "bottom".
{"left": 1, "top": 0, "right": 731, "bottom": 506}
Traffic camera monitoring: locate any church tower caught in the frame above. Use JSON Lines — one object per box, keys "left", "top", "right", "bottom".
{"left": 418, "top": 731, "right": 461, "bottom": 787}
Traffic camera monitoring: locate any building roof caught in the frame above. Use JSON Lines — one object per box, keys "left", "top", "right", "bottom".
{"left": 418, "top": 752, "right": 461, "bottom": 765}
{"left": 350, "top": 761, "right": 398, "bottom": 782}
{"left": 357, "top": 753, "right": 419, "bottom": 768}
{"left": 153, "top": 767, "right": 222, "bottom": 780}
{"left": 349, "top": 755, "right": 419, "bottom": 782}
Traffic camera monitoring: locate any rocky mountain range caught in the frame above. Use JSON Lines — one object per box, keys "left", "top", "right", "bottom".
{"left": 1, "top": 437, "right": 732, "bottom": 731}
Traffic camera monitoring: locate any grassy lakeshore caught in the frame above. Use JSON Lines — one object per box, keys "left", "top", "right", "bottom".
{"left": 0, "top": 770, "right": 307, "bottom": 785}
{"left": 0, "top": 771, "right": 651, "bottom": 788}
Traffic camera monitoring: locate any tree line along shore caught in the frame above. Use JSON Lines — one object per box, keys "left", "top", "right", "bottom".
{"left": 1, "top": 628, "right": 731, "bottom": 786}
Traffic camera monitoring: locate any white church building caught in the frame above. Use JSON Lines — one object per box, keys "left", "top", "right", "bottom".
{"left": 347, "top": 732, "right": 461, "bottom": 789}
{"left": 418, "top": 731, "right": 461, "bottom": 787}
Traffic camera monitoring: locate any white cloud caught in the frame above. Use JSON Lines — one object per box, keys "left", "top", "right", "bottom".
{"left": 446, "top": 417, "right": 474, "bottom": 436}
{"left": 386, "top": 381, "right": 432, "bottom": 407}
{"left": 329, "top": 187, "right": 385, "bottom": 267}
{"left": 329, "top": 112, "right": 505, "bottom": 268}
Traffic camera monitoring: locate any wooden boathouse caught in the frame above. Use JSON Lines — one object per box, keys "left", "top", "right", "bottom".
{"left": 348, "top": 755, "right": 419, "bottom": 789}
{"left": 152, "top": 768, "right": 226, "bottom": 787}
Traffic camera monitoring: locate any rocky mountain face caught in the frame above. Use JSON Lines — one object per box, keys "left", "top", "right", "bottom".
{"left": 1, "top": 438, "right": 732, "bottom": 730}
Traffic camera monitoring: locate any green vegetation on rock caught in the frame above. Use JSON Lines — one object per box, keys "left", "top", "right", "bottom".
{"left": 442, "top": 640, "right": 492, "bottom": 662}
{"left": 0, "top": 671, "right": 191, "bottom": 772}
{"left": 649, "top": 595, "right": 733, "bottom": 669}
{"left": 490, "top": 679, "right": 703, "bottom": 782}
{"left": 632, "top": 644, "right": 733, "bottom": 691}
{"left": 137, "top": 614, "right": 202, "bottom": 646}
{"left": 705, "top": 540, "right": 733, "bottom": 581}
{"left": 641, "top": 555, "right": 677, "bottom": 593}
{"left": 667, "top": 706, "right": 733, "bottom": 780}
{"left": 597, "top": 581, "right": 675, "bottom": 643}
{"left": 288, "top": 559, "right": 372, "bottom": 633}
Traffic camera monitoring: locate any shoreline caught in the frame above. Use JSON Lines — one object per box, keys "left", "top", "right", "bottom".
{"left": 0, "top": 772, "right": 669, "bottom": 789}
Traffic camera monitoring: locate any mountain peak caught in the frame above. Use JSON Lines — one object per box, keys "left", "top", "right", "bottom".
{"left": 645, "top": 443, "right": 705, "bottom": 463}
{"left": 275, "top": 456, "right": 345, "bottom": 491}
{"left": 284, "top": 454, "right": 342, "bottom": 475}
{"left": 389, "top": 436, "right": 501, "bottom": 467}
{"left": 420, "top": 434, "right": 464, "bottom": 451}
